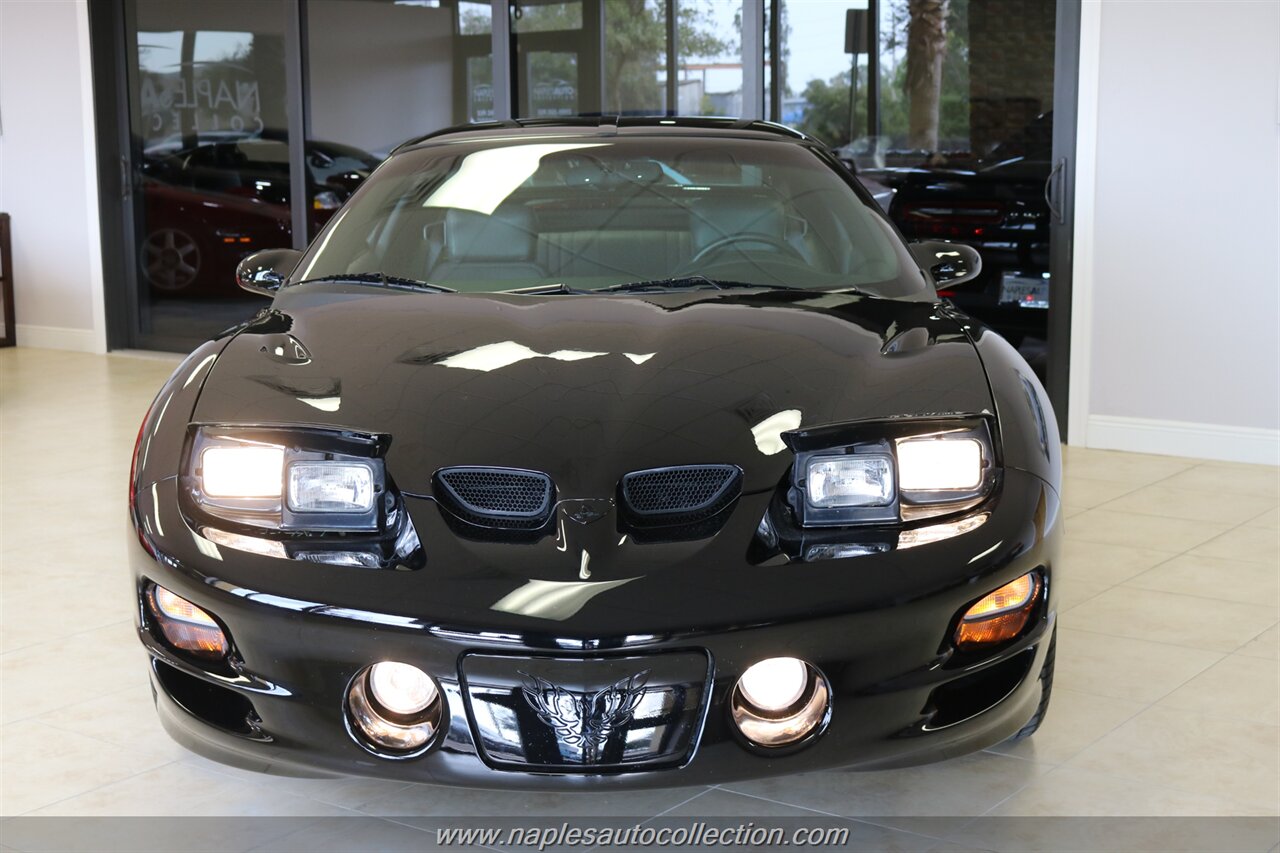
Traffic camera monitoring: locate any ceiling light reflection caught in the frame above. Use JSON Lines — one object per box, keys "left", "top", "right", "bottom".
{"left": 751, "top": 409, "right": 802, "bottom": 455}
{"left": 424, "top": 143, "right": 607, "bottom": 215}
{"left": 491, "top": 578, "right": 636, "bottom": 621}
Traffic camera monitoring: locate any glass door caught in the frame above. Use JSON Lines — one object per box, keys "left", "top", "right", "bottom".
{"left": 771, "top": 0, "right": 1063, "bottom": 386}
{"left": 511, "top": 0, "right": 603, "bottom": 118}
{"left": 123, "top": 0, "right": 295, "bottom": 351}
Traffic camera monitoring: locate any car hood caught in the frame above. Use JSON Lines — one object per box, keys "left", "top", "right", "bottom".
{"left": 195, "top": 286, "right": 992, "bottom": 496}
{"left": 190, "top": 286, "right": 1001, "bottom": 633}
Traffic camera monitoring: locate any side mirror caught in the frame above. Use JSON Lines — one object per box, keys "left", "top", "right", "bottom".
{"left": 836, "top": 155, "right": 858, "bottom": 176}
{"left": 236, "top": 248, "right": 302, "bottom": 296}
{"left": 909, "top": 241, "right": 983, "bottom": 289}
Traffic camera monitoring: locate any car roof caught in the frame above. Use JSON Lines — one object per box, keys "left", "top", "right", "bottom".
{"left": 391, "top": 116, "right": 815, "bottom": 156}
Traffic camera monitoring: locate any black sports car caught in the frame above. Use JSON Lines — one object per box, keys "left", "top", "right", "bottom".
{"left": 129, "top": 117, "right": 1062, "bottom": 789}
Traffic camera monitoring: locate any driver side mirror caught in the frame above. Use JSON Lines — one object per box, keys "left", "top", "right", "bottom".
{"left": 236, "top": 248, "right": 302, "bottom": 297}
{"left": 909, "top": 241, "right": 982, "bottom": 289}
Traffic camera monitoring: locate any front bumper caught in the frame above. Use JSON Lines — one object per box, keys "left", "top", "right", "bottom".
{"left": 132, "top": 470, "right": 1061, "bottom": 790}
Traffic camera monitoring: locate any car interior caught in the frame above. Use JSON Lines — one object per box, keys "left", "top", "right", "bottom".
{"left": 335, "top": 148, "right": 902, "bottom": 292}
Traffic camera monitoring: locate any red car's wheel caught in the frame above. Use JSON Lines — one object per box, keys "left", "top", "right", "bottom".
{"left": 141, "top": 228, "right": 202, "bottom": 292}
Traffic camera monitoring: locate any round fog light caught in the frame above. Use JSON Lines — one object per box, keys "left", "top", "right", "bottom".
{"left": 731, "top": 658, "right": 830, "bottom": 748}
{"left": 346, "top": 662, "right": 443, "bottom": 755}
{"left": 369, "top": 661, "right": 438, "bottom": 716}
{"left": 738, "top": 657, "right": 808, "bottom": 712}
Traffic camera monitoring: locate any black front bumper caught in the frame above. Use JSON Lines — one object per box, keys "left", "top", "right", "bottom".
{"left": 132, "top": 470, "right": 1061, "bottom": 790}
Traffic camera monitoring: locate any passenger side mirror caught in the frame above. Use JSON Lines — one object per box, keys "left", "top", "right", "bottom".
{"left": 236, "top": 248, "right": 302, "bottom": 297}
{"left": 835, "top": 155, "right": 859, "bottom": 176}
{"left": 910, "top": 241, "right": 982, "bottom": 289}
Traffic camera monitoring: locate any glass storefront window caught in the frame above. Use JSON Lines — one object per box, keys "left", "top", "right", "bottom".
{"left": 771, "top": 0, "right": 1057, "bottom": 377}
{"left": 674, "top": 0, "right": 742, "bottom": 117}
{"left": 128, "top": 0, "right": 292, "bottom": 349}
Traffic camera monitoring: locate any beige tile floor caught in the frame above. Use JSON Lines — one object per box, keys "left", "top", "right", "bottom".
{"left": 1, "top": 348, "right": 1278, "bottom": 850}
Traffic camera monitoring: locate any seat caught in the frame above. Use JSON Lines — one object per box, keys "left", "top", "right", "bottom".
{"left": 539, "top": 230, "right": 691, "bottom": 281}
{"left": 429, "top": 207, "right": 547, "bottom": 283}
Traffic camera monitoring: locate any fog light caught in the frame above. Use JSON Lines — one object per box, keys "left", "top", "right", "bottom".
{"left": 346, "top": 663, "right": 443, "bottom": 755}
{"left": 954, "top": 572, "right": 1040, "bottom": 649}
{"left": 731, "top": 658, "right": 830, "bottom": 748}
{"left": 738, "top": 657, "right": 808, "bottom": 712}
{"left": 146, "top": 584, "right": 228, "bottom": 659}
{"left": 369, "top": 661, "right": 438, "bottom": 716}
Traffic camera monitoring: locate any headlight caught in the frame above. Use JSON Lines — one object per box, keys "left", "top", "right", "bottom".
{"left": 792, "top": 420, "right": 996, "bottom": 527}
{"left": 202, "top": 445, "right": 284, "bottom": 498}
{"left": 806, "top": 453, "right": 894, "bottom": 508}
{"left": 288, "top": 462, "right": 375, "bottom": 512}
{"left": 896, "top": 438, "right": 983, "bottom": 491}
{"left": 185, "top": 427, "right": 386, "bottom": 531}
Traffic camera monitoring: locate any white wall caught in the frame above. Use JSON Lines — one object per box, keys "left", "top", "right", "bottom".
{"left": 0, "top": 0, "right": 105, "bottom": 352}
{"left": 307, "top": 2, "right": 457, "bottom": 157}
{"left": 1073, "top": 0, "right": 1280, "bottom": 464}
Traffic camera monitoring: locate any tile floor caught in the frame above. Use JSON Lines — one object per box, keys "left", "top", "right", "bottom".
{"left": 1, "top": 348, "right": 1277, "bottom": 851}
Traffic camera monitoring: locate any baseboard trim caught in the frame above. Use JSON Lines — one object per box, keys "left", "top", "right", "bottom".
{"left": 14, "top": 324, "right": 104, "bottom": 354}
{"left": 1087, "top": 415, "right": 1280, "bottom": 466}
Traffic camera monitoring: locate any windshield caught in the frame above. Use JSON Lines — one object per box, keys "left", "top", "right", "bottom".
{"left": 293, "top": 135, "right": 929, "bottom": 298}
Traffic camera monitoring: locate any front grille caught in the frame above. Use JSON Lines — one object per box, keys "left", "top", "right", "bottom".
{"left": 621, "top": 465, "right": 742, "bottom": 522}
{"left": 460, "top": 651, "right": 711, "bottom": 772}
{"left": 434, "top": 467, "right": 554, "bottom": 530}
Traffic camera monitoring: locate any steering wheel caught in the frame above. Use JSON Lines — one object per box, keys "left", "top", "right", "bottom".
{"left": 685, "top": 233, "right": 807, "bottom": 268}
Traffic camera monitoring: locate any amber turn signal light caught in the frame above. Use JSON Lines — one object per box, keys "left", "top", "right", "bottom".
{"left": 954, "top": 572, "right": 1039, "bottom": 649}
{"left": 147, "top": 584, "right": 229, "bottom": 659}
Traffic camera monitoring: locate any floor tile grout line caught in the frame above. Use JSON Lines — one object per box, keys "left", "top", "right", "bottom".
{"left": 643, "top": 786, "right": 716, "bottom": 820}
{"left": 0, "top": 618, "right": 140, "bottom": 658}
{"left": 1059, "top": 615, "right": 1277, "bottom": 658}
{"left": 2, "top": 681, "right": 139, "bottom": 732}
{"left": 8, "top": 757, "right": 183, "bottom": 817}
{"left": 1083, "top": 576, "right": 1280, "bottom": 610}
{"left": 692, "top": 785, "right": 849, "bottom": 820}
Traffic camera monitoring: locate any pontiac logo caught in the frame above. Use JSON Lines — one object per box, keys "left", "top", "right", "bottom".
{"left": 520, "top": 671, "right": 649, "bottom": 756}
{"left": 559, "top": 499, "right": 611, "bottom": 525}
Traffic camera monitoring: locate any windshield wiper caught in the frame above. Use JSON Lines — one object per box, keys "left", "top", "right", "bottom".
{"left": 596, "top": 276, "right": 802, "bottom": 293}
{"left": 500, "top": 282, "right": 591, "bottom": 295}
{"left": 295, "top": 272, "right": 456, "bottom": 293}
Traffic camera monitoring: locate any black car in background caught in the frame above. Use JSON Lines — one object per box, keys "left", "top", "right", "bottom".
{"left": 878, "top": 113, "right": 1054, "bottom": 351}
{"left": 129, "top": 118, "right": 1061, "bottom": 789}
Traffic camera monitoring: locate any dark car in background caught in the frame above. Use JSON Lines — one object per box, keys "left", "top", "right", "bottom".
{"left": 139, "top": 138, "right": 379, "bottom": 295}
{"left": 129, "top": 117, "right": 1060, "bottom": 789}
{"left": 873, "top": 113, "right": 1054, "bottom": 356}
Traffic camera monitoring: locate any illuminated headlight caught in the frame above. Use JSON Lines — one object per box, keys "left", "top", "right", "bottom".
{"left": 202, "top": 446, "right": 284, "bottom": 498}
{"left": 897, "top": 437, "right": 983, "bottom": 492}
{"left": 792, "top": 422, "right": 995, "bottom": 527}
{"left": 186, "top": 428, "right": 385, "bottom": 531}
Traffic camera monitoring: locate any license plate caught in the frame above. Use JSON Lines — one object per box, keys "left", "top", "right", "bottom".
{"left": 999, "top": 271, "right": 1050, "bottom": 309}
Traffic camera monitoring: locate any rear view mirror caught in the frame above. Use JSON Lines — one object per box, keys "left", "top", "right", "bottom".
{"left": 910, "top": 241, "right": 982, "bottom": 289}
{"left": 236, "top": 248, "right": 302, "bottom": 297}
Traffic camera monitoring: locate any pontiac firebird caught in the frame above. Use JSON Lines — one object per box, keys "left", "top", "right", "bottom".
{"left": 129, "top": 118, "right": 1061, "bottom": 788}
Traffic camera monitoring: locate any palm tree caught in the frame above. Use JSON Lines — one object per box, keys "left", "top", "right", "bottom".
{"left": 905, "top": 0, "right": 948, "bottom": 151}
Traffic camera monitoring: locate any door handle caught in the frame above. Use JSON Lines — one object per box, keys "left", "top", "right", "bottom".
{"left": 120, "top": 155, "right": 132, "bottom": 202}
{"left": 1043, "top": 157, "right": 1065, "bottom": 225}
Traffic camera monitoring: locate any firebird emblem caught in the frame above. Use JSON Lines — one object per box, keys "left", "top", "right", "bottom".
{"left": 520, "top": 670, "right": 649, "bottom": 754}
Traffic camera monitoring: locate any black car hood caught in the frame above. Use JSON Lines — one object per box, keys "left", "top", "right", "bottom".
{"left": 196, "top": 286, "right": 993, "bottom": 500}
{"left": 195, "top": 286, "right": 992, "bottom": 498}
{"left": 187, "top": 286, "right": 1005, "bottom": 634}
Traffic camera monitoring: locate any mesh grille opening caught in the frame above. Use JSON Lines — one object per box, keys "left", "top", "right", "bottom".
{"left": 621, "top": 465, "right": 741, "bottom": 519}
{"left": 435, "top": 467, "right": 554, "bottom": 530}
